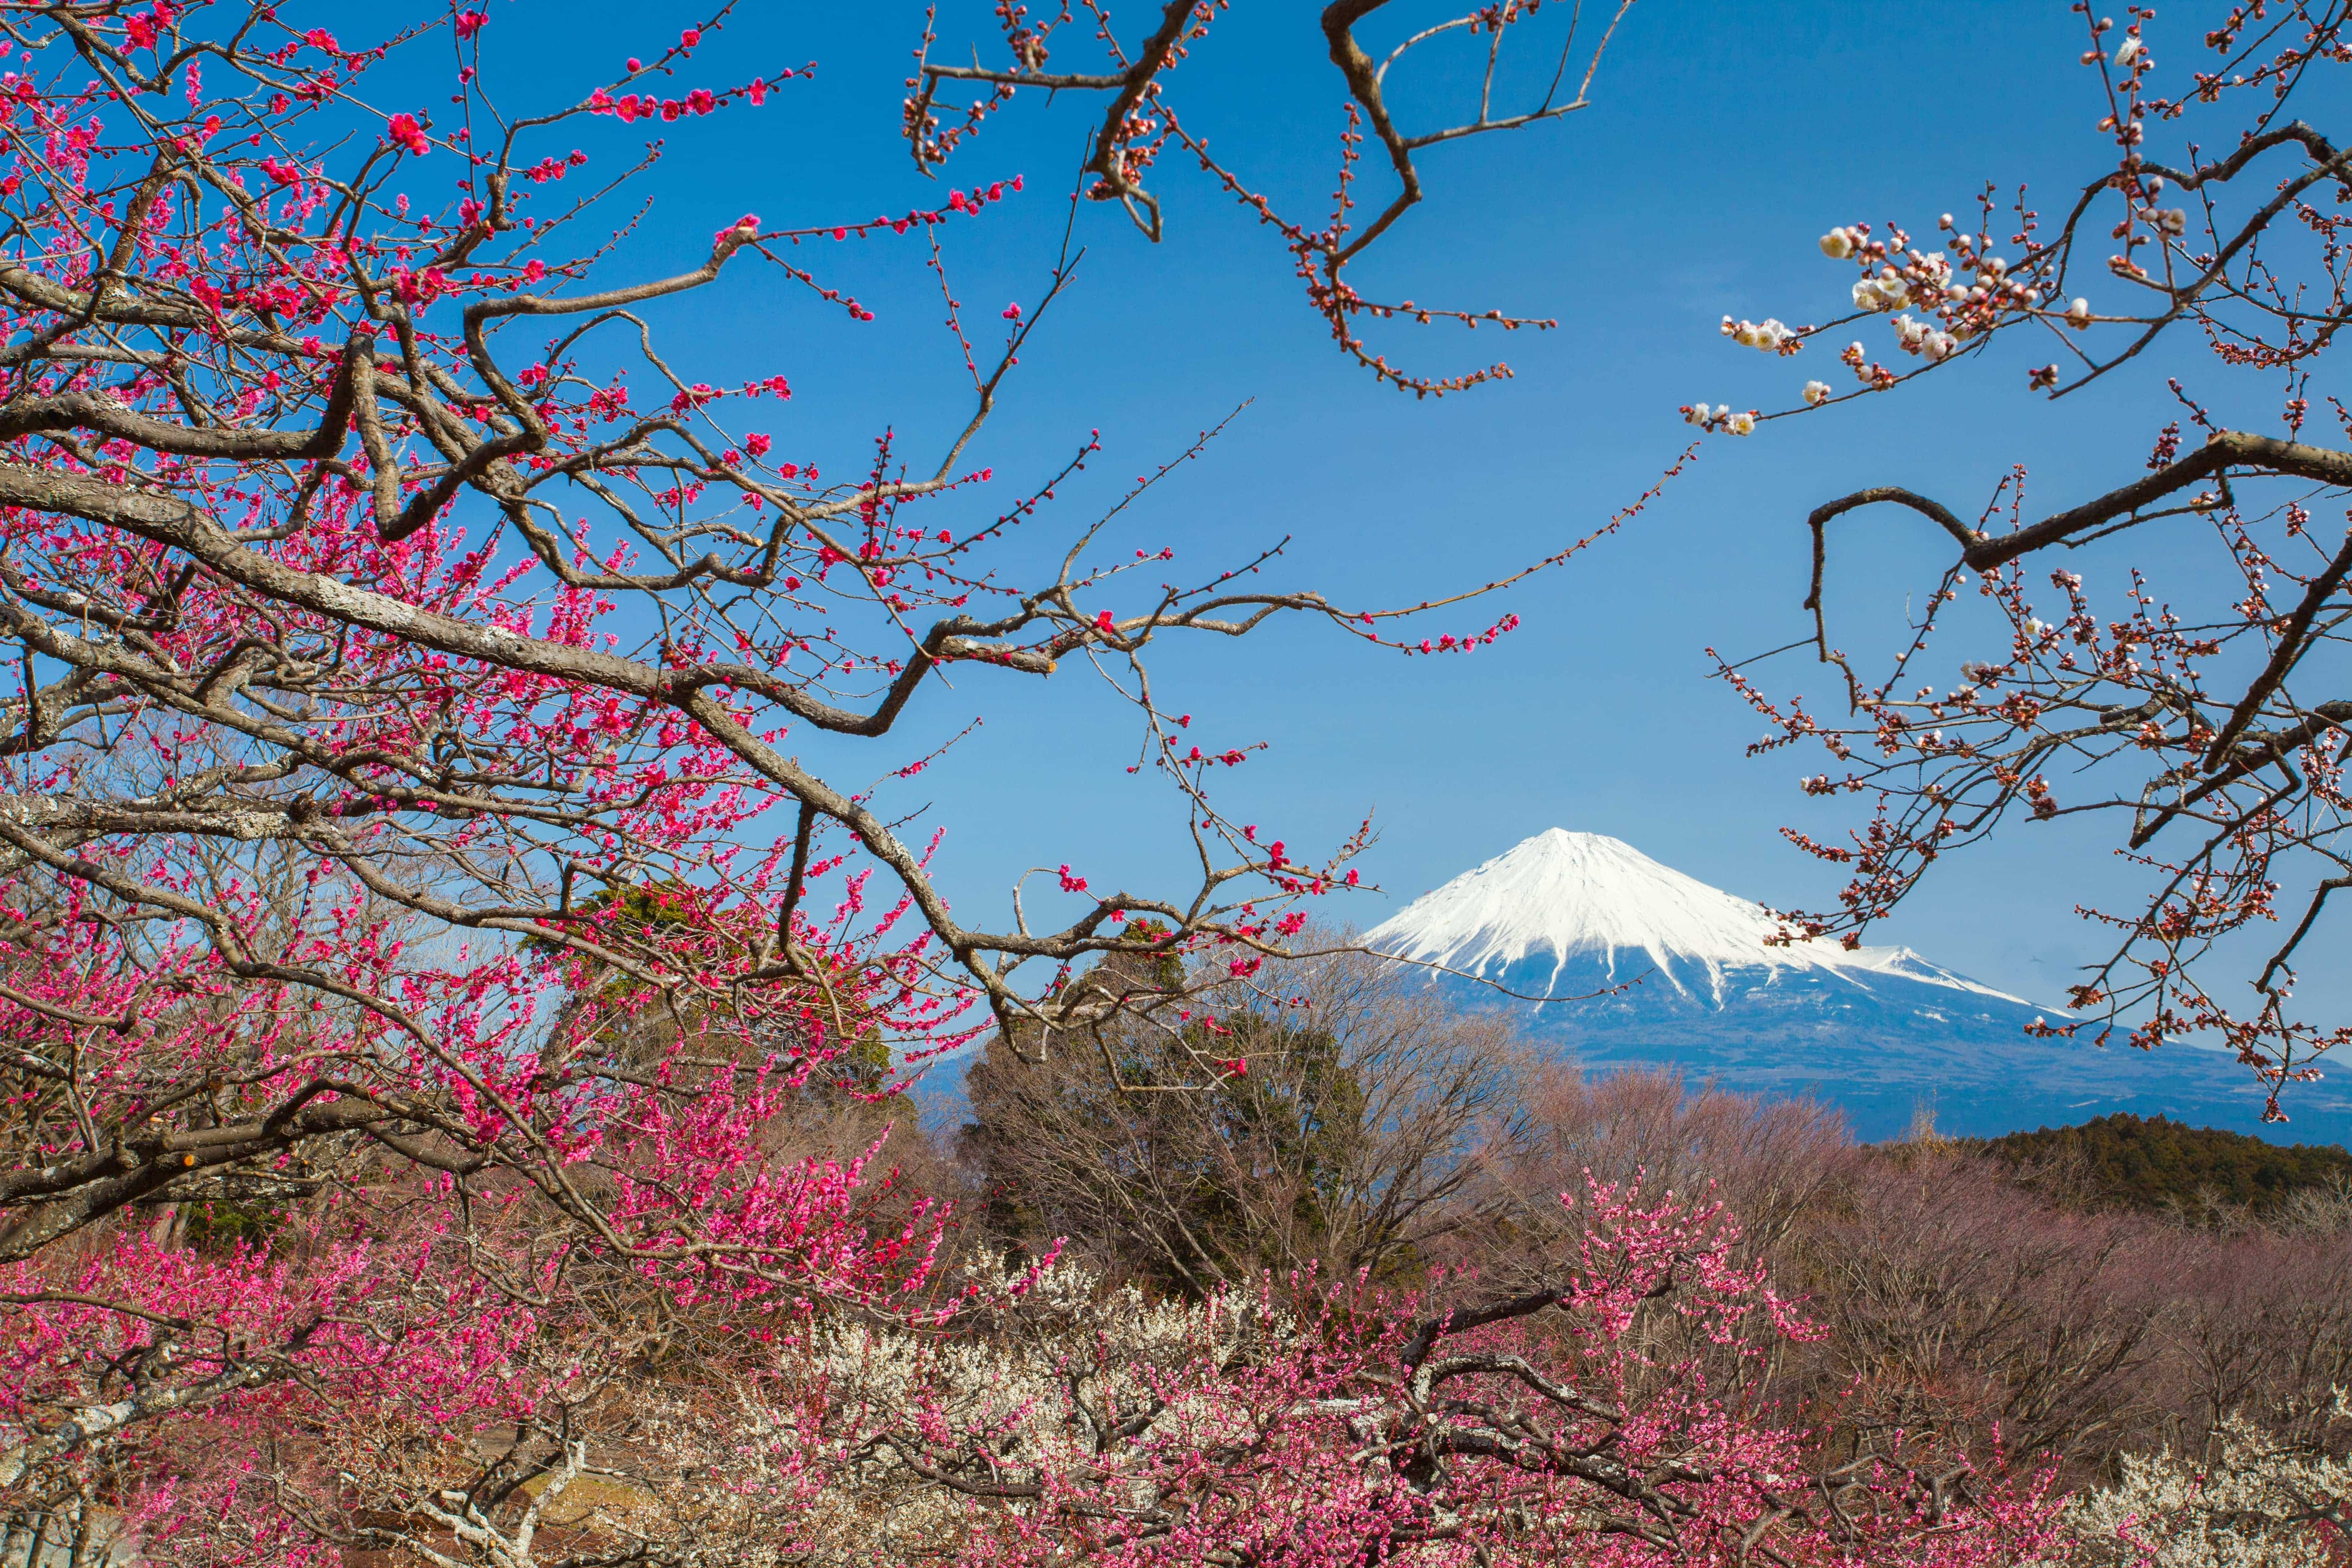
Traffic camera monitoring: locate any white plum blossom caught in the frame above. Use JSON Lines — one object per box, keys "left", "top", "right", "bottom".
{"left": 1850, "top": 267, "right": 1915, "bottom": 312}
{"left": 1729, "top": 226, "right": 2052, "bottom": 392}
{"left": 2066, "top": 297, "right": 2093, "bottom": 326}
{"left": 1721, "top": 315, "right": 1796, "bottom": 351}
{"left": 1681, "top": 402, "right": 1756, "bottom": 434}
{"left": 2052, "top": 1401, "right": 2352, "bottom": 1567}
{"left": 2115, "top": 33, "right": 2147, "bottom": 67}
{"left": 788, "top": 1260, "right": 1292, "bottom": 1563}
{"left": 1890, "top": 313, "right": 1955, "bottom": 358}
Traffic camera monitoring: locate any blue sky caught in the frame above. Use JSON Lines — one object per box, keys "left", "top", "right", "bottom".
{"left": 441, "top": 1, "right": 2349, "bottom": 1017}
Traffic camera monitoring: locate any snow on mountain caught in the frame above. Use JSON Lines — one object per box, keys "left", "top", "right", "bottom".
{"left": 1364, "top": 828, "right": 2025, "bottom": 1007}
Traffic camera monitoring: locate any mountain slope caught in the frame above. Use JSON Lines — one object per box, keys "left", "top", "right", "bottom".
{"left": 1367, "top": 830, "right": 2352, "bottom": 1146}
{"left": 1365, "top": 829, "right": 2019, "bottom": 1004}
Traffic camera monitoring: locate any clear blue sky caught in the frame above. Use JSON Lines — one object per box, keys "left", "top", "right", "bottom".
{"left": 442, "top": 1, "right": 2350, "bottom": 1016}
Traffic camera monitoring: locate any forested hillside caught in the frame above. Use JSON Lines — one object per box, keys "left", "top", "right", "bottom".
{"left": 1962, "top": 1114, "right": 2352, "bottom": 1217}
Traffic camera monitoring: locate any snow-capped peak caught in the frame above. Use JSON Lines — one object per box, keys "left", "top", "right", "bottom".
{"left": 1365, "top": 829, "right": 2022, "bottom": 1005}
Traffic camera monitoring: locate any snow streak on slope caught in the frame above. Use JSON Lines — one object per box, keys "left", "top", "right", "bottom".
{"left": 1364, "top": 829, "right": 2024, "bottom": 1006}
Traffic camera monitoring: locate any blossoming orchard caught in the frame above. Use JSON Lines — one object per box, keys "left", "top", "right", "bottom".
{"left": 0, "top": 0, "right": 2343, "bottom": 1565}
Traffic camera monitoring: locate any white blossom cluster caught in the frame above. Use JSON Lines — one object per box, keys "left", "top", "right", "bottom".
{"left": 2046, "top": 1399, "right": 2352, "bottom": 1567}
{"left": 1721, "top": 315, "right": 1797, "bottom": 352}
{"left": 776, "top": 1260, "right": 1294, "bottom": 1563}
{"left": 1849, "top": 260, "right": 1936, "bottom": 314}
{"left": 1890, "top": 312, "right": 1960, "bottom": 361}
{"left": 1838, "top": 234, "right": 2041, "bottom": 318}
{"left": 1682, "top": 402, "right": 1757, "bottom": 436}
{"left": 1707, "top": 219, "right": 2087, "bottom": 425}
{"left": 1823, "top": 223, "right": 2064, "bottom": 375}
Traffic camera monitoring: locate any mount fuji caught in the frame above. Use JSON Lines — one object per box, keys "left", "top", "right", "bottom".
{"left": 1367, "top": 829, "right": 2352, "bottom": 1146}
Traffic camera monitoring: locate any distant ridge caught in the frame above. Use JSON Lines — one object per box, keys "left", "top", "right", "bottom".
{"left": 1962, "top": 1113, "right": 2352, "bottom": 1215}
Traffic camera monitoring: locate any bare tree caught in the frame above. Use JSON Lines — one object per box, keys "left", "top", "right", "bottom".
{"left": 959, "top": 936, "right": 1531, "bottom": 1292}
{"left": 1791, "top": 1152, "right": 2169, "bottom": 1473}
{"left": 1469, "top": 1064, "right": 1859, "bottom": 1261}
